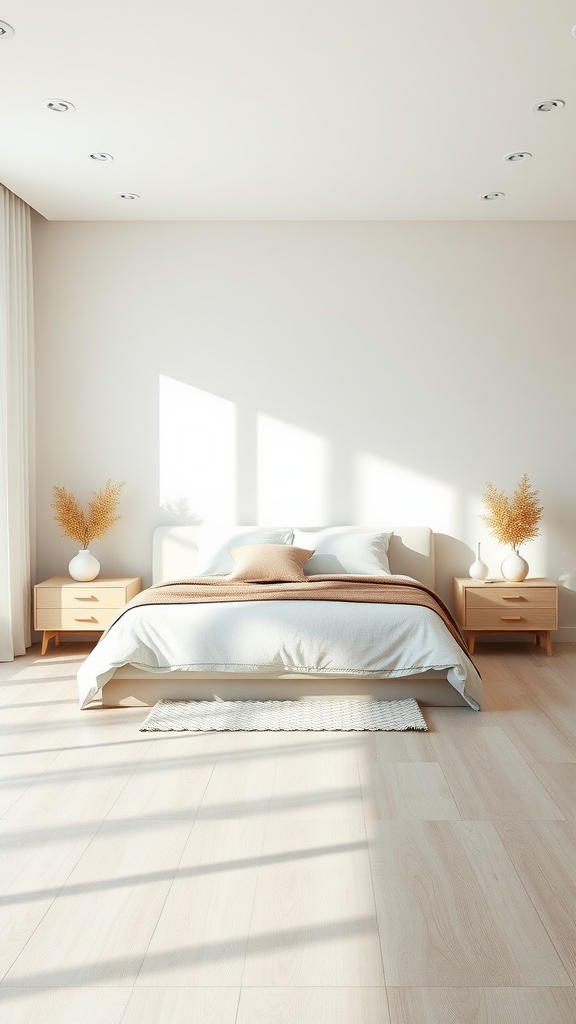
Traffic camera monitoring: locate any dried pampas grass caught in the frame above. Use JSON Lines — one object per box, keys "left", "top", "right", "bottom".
{"left": 52, "top": 480, "right": 125, "bottom": 549}
{"left": 481, "top": 474, "right": 542, "bottom": 550}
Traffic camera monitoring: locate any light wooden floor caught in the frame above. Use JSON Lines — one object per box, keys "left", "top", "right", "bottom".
{"left": 1, "top": 641, "right": 576, "bottom": 1024}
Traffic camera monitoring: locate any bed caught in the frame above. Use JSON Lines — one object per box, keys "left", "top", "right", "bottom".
{"left": 77, "top": 525, "right": 482, "bottom": 710}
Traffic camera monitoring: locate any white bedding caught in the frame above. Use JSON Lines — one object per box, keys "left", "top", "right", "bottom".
{"left": 77, "top": 589, "right": 482, "bottom": 710}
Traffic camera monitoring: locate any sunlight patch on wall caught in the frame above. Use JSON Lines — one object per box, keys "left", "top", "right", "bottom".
{"left": 354, "top": 452, "right": 458, "bottom": 531}
{"left": 159, "top": 375, "right": 236, "bottom": 523}
{"left": 257, "top": 414, "right": 328, "bottom": 524}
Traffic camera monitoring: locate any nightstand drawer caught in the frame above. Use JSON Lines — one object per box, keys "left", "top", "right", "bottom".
{"left": 466, "top": 587, "right": 557, "bottom": 611}
{"left": 453, "top": 576, "right": 558, "bottom": 655}
{"left": 35, "top": 607, "right": 120, "bottom": 631}
{"left": 464, "top": 606, "right": 558, "bottom": 630}
{"left": 34, "top": 576, "right": 141, "bottom": 653}
{"left": 36, "top": 587, "right": 129, "bottom": 610}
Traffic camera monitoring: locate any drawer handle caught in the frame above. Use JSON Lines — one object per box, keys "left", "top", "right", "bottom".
{"left": 502, "top": 595, "right": 525, "bottom": 601}
{"left": 74, "top": 616, "right": 98, "bottom": 623}
{"left": 74, "top": 595, "right": 98, "bottom": 602}
{"left": 500, "top": 615, "right": 523, "bottom": 621}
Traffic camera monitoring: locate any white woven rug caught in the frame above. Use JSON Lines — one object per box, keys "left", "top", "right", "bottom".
{"left": 139, "top": 698, "right": 427, "bottom": 732}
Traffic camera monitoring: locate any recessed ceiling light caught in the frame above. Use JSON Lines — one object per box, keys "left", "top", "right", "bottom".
{"left": 89, "top": 152, "right": 114, "bottom": 162}
{"left": 0, "top": 20, "right": 15, "bottom": 37}
{"left": 116, "top": 192, "right": 140, "bottom": 200}
{"left": 504, "top": 151, "right": 532, "bottom": 162}
{"left": 532, "top": 98, "right": 565, "bottom": 113}
{"left": 42, "top": 98, "right": 75, "bottom": 113}
{"left": 480, "top": 192, "right": 505, "bottom": 201}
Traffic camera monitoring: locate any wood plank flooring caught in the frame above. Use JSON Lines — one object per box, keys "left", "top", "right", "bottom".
{"left": 1, "top": 641, "right": 576, "bottom": 1023}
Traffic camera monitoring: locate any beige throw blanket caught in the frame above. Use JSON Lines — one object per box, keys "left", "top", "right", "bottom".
{"left": 118, "top": 575, "right": 472, "bottom": 659}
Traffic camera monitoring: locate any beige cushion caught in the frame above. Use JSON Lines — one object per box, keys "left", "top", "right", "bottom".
{"left": 229, "top": 544, "right": 314, "bottom": 583}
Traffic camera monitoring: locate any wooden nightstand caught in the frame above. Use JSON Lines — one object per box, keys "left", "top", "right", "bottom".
{"left": 34, "top": 576, "right": 141, "bottom": 655}
{"left": 453, "top": 577, "right": 558, "bottom": 656}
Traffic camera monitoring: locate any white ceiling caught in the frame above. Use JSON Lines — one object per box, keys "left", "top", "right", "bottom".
{"left": 1, "top": 0, "right": 575, "bottom": 221}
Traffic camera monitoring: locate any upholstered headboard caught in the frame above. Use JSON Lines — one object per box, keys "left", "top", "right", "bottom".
{"left": 152, "top": 525, "right": 435, "bottom": 589}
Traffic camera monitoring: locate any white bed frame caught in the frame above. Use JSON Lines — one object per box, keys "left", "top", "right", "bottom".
{"left": 100, "top": 525, "right": 469, "bottom": 707}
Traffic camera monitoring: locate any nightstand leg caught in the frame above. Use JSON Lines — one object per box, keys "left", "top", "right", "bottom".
{"left": 40, "top": 631, "right": 59, "bottom": 655}
{"left": 466, "top": 632, "right": 476, "bottom": 655}
{"left": 544, "top": 631, "right": 552, "bottom": 656}
{"left": 535, "top": 631, "right": 552, "bottom": 655}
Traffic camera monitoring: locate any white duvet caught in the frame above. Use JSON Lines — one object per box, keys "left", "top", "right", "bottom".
{"left": 77, "top": 588, "right": 482, "bottom": 710}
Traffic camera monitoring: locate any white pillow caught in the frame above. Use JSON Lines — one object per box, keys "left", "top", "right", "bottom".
{"left": 292, "top": 527, "right": 392, "bottom": 576}
{"left": 194, "top": 527, "right": 293, "bottom": 576}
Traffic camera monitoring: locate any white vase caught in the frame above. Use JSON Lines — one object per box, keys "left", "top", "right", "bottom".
{"left": 469, "top": 542, "right": 489, "bottom": 581}
{"left": 68, "top": 549, "right": 100, "bottom": 582}
{"left": 501, "top": 549, "right": 529, "bottom": 583}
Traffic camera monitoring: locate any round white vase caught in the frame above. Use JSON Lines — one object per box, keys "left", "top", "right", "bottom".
{"left": 68, "top": 549, "right": 100, "bottom": 582}
{"left": 501, "top": 550, "right": 529, "bottom": 583}
{"left": 469, "top": 542, "right": 489, "bottom": 581}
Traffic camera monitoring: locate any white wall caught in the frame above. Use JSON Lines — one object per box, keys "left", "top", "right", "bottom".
{"left": 32, "top": 219, "right": 576, "bottom": 631}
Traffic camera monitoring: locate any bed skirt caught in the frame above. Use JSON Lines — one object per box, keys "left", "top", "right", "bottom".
{"left": 100, "top": 668, "right": 469, "bottom": 708}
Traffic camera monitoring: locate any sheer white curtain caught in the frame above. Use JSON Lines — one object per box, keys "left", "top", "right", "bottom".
{"left": 0, "top": 186, "right": 35, "bottom": 661}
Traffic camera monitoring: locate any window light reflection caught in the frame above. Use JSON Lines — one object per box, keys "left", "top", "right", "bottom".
{"left": 257, "top": 414, "right": 328, "bottom": 524}
{"left": 159, "top": 375, "right": 236, "bottom": 523}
